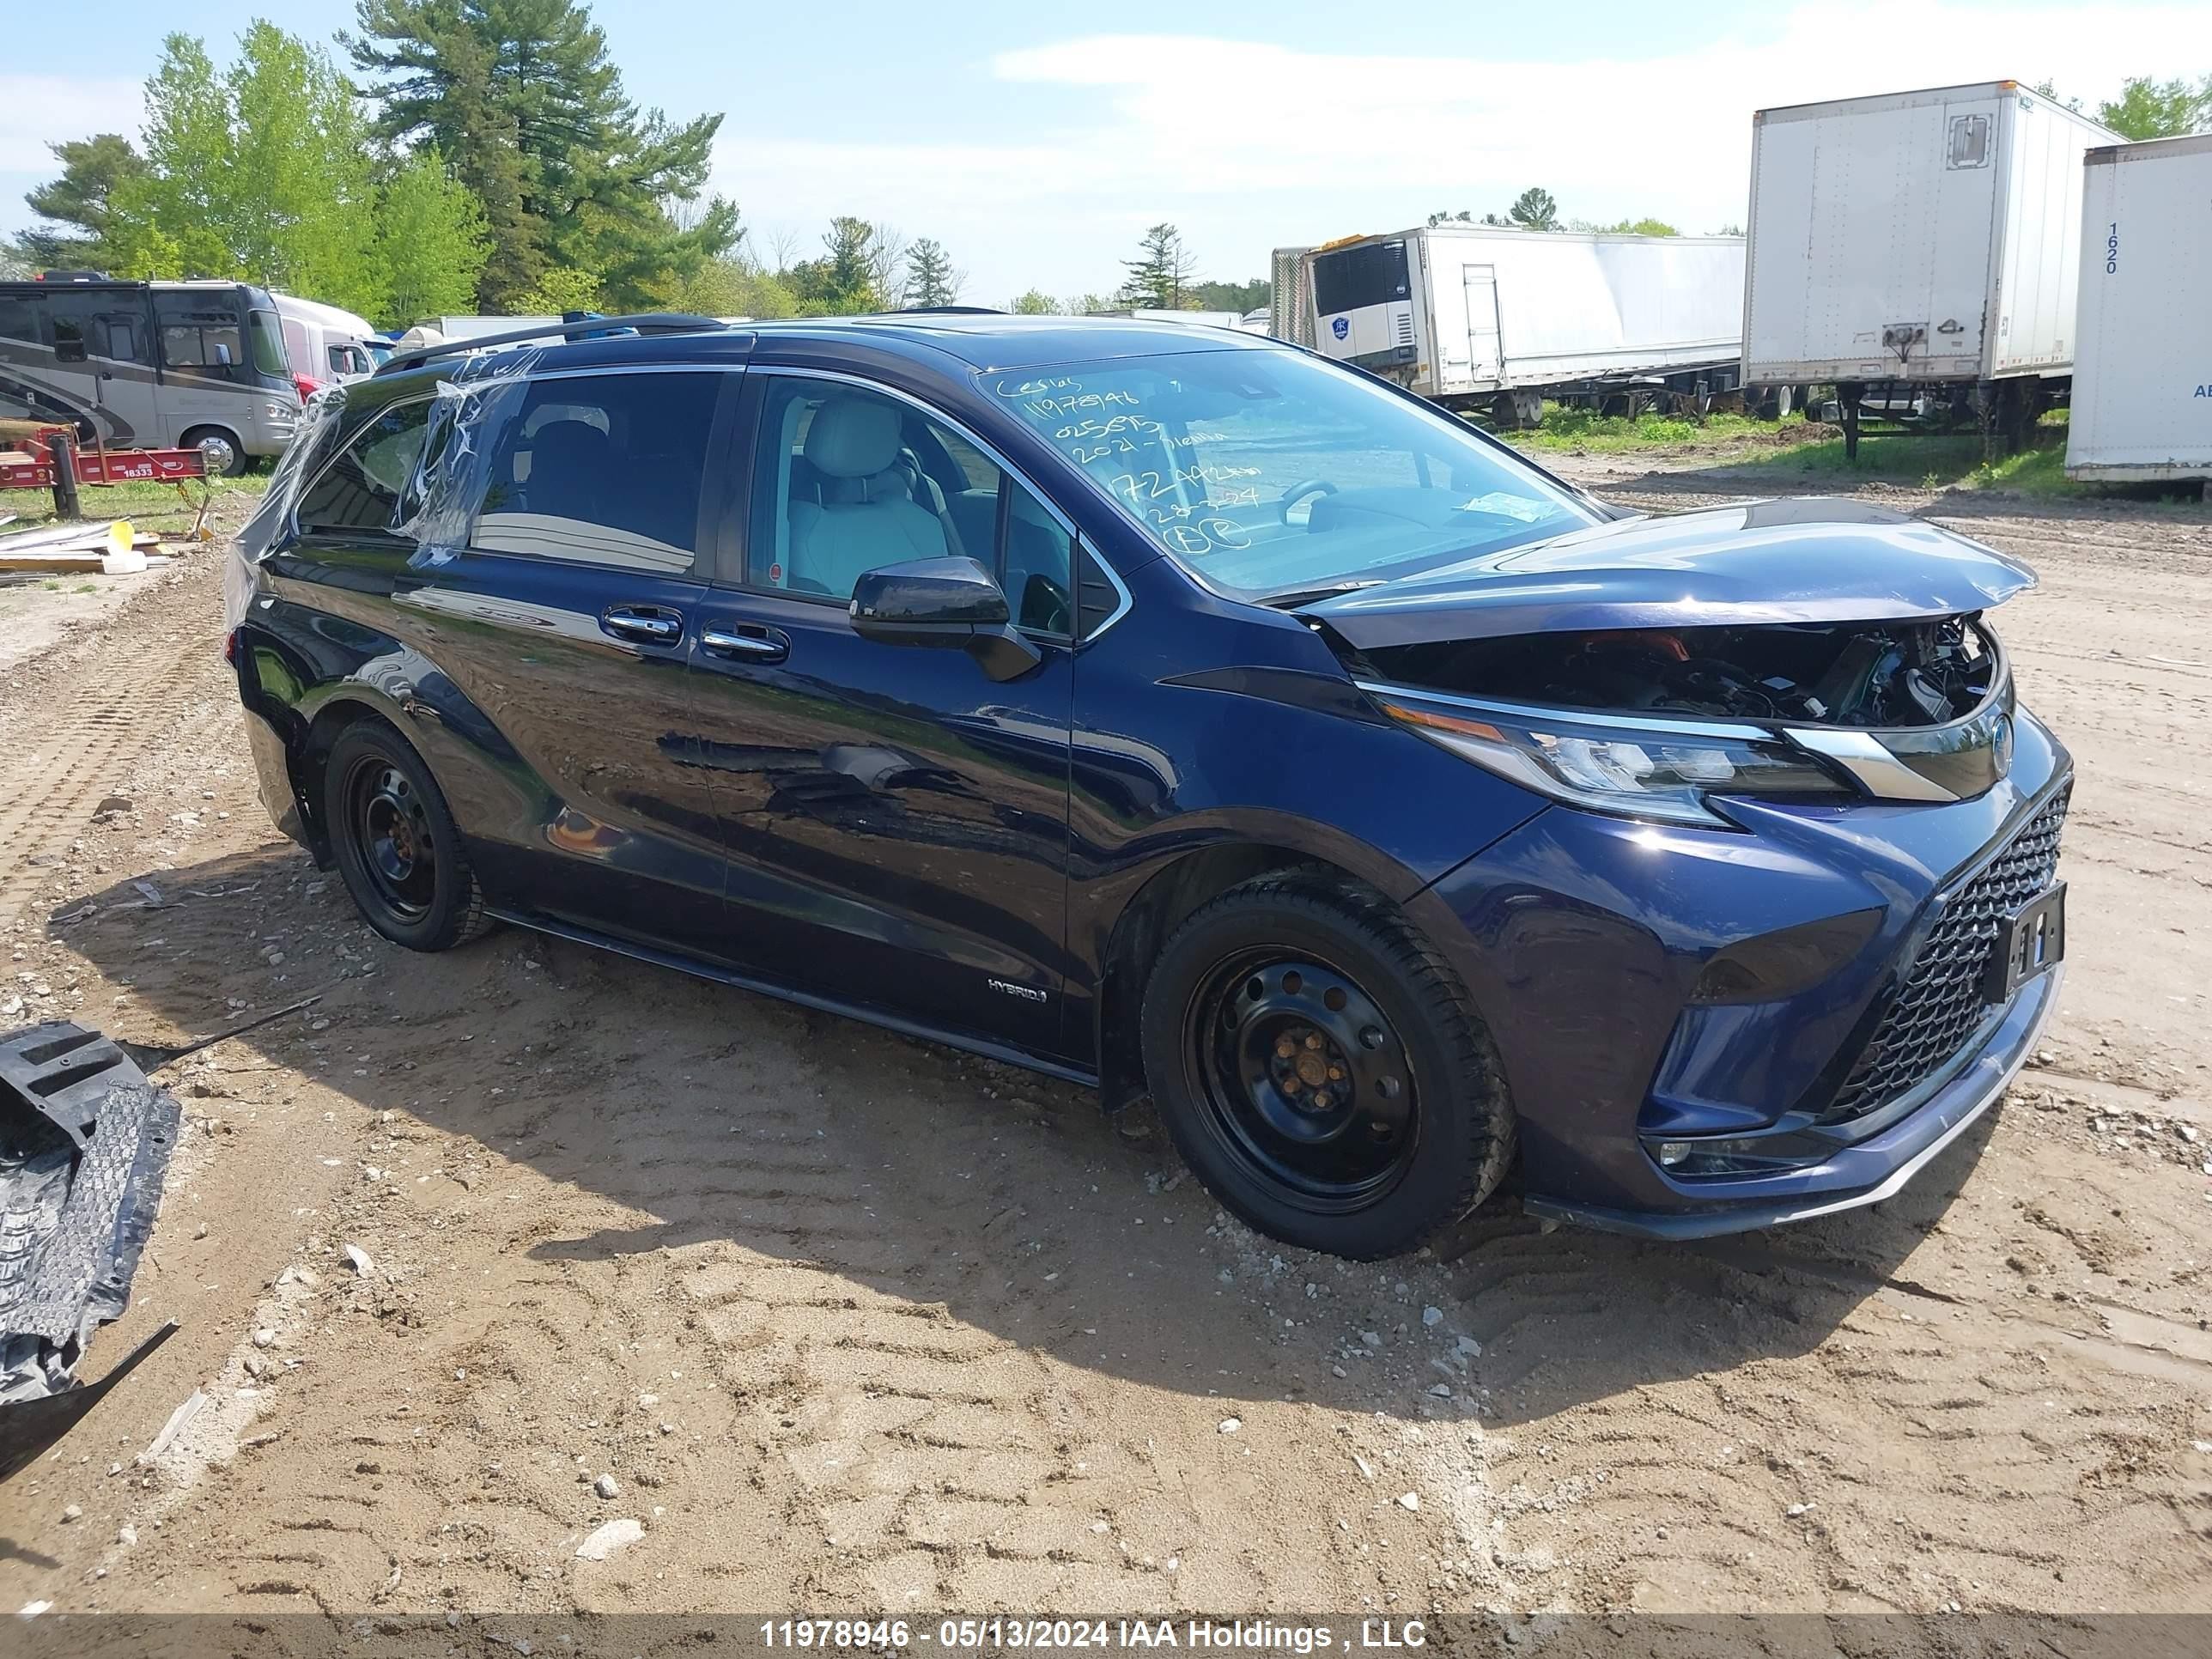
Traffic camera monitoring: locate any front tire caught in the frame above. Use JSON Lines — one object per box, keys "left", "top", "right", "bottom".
{"left": 1139, "top": 869, "right": 1514, "bottom": 1259}
{"left": 323, "top": 722, "right": 490, "bottom": 951}
{"left": 180, "top": 425, "right": 246, "bottom": 477}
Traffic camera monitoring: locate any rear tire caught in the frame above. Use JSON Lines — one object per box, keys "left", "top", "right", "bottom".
{"left": 323, "top": 722, "right": 490, "bottom": 952}
{"left": 180, "top": 425, "right": 246, "bottom": 477}
{"left": 1139, "top": 869, "right": 1514, "bottom": 1259}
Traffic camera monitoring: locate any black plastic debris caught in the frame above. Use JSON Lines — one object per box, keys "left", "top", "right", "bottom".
{"left": 0, "top": 1021, "right": 181, "bottom": 1479}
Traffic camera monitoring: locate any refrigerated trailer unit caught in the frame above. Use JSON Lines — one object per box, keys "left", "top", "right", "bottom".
{"left": 1299, "top": 226, "right": 1747, "bottom": 422}
{"left": 2066, "top": 131, "right": 2212, "bottom": 489}
{"left": 1743, "top": 81, "right": 2123, "bottom": 450}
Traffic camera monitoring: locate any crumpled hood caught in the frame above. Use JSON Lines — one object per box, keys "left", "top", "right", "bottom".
{"left": 1296, "top": 498, "right": 2038, "bottom": 648}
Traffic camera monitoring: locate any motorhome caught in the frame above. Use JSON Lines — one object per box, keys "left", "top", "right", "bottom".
{"left": 274, "top": 293, "right": 380, "bottom": 386}
{"left": 0, "top": 275, "right": 300, "bottom": 473}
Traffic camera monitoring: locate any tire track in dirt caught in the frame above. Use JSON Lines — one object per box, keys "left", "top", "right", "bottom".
{"left": 0, "top": 559, "right": 227, "bottom": 927}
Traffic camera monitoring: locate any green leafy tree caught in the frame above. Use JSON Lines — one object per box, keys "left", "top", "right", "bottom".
{"left": 374, "top": 147, "right": 491, "bottom": 325}
{"left": 657, "top": 255, "right": 797, "bottom": 319}
{"left": 1426, "top": 209, "right": 1474, "bottom": 228}
{"left": 2095, "top": 74, "right": 2212, "bottom": 139}
{"left": 1508, "top": 187, "right": 1559, "bottom": 231}
{"left": 10, "top": 134, "right": 149, "bottom": 270}
{"left": 224, "top": 23, "right": 384, "bottom": 313}
{"left": 103, "top": 27, "right": 386, "bottom": 317}
{"left": 1006, "top": 288, "right": 1056, "bottom": 314}
{"left": 509, "top": 267, "right": 604, "bottom": 314}
{"left": 903, "top": 237, "right": 961, "bottom": 307}
{"left": 346, "top": 0, "right": 737, "bottom": 309}
{"left": 1119, "top": 222, "right": 1196, "bottom": 308}
{"left": 1191, "top": 277, "right": 1268, "bottom": 312}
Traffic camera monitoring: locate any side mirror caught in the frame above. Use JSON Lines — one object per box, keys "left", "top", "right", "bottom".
{"left": 849, "top": 556, "right": 1042, "bottom": 682}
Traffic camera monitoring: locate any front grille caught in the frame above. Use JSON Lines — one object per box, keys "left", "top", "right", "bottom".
{"left": 1820, "top": 788, "right": 2069, "bottom": 1124}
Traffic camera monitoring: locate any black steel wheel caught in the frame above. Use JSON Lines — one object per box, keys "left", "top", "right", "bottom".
{"left": 1140, "top": 868, "right": 1514, "bottom": 1259}
{"left": 322, "top": 721, "right": 489, "bottom": 951}
{"left": 1192, "top": 951, "right": 1420, "bottom": 1209}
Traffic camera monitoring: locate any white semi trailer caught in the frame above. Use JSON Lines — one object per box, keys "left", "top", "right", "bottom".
{"left": 1742, "top": 80, "right": 2122, "bottom": 453}
{"left": 1290, "top": 226, "right": 1747, "bottom": 424}
{"left": 2065, "top": 131, "right": 2212, "bottom": 490}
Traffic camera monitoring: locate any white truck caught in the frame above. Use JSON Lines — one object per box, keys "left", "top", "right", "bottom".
{"left": 2065, "top": 131, "right": 2212, "bottom": 490}
{"left": 1742, "top": 81, "right": 2122, "bottom": 453}
{"left": 1288, "top": 225, "right": 1746, "bottom": 424}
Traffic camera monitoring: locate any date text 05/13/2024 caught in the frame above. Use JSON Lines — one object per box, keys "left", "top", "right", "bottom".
{"left": 758, "top": 1620, "right": 1428, "bottom": 1651}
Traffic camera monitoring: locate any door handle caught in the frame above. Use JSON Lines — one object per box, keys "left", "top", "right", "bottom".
{"left": 602, "top": 605, "right": 684, "bottom": 645}
{"left": 702, "top": 626, "right": 788, "bottom": 665}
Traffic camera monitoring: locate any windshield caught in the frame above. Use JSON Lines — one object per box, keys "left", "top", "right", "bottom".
{"left": 249, "top": 307, "right": 290, "bottom": 379}
{"left": 985, "top": 347, "right": 1595, "bottom": 599}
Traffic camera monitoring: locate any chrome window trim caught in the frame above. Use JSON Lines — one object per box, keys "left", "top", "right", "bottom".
{"left": 746, "top": 364, "right": 1110, "bottom": 646}
{"left": 1077, "top": 533, "right": 1133, "bottom": 643}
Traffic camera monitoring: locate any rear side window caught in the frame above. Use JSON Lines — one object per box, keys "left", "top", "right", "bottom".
{"left": 296, "top": 399, "right": 433, "bottom": 534}
{"left": 471, "top": 373, "right": 720, "bottom": 573}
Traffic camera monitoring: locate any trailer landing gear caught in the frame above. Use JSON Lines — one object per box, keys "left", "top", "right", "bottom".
{"left": 1837, "top": 381, "right": 1865, "bottom": 461}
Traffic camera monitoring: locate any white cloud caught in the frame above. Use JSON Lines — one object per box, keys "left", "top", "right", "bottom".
{"left": 710, "top": 5, "right": 2212, "bottom": 303}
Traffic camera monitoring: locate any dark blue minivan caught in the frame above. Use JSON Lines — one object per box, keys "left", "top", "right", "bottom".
{"left": 226, "top": 313, "right": 2067, "bottom": 1258}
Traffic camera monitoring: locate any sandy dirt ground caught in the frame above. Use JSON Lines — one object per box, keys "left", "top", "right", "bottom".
{"left": 3, "top": 465, "right": 2210, "bottom": 1620}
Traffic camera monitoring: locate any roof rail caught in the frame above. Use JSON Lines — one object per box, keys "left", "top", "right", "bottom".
{"left": 889, "top": 305, "right": 1005, "bottom": 315}
{"left": 374, "top": 312, "right": 730, "bottom": 374}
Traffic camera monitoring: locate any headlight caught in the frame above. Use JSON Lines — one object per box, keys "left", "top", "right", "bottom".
{"left": 1376, "top": 693, "right": 1852, "bottom": 827}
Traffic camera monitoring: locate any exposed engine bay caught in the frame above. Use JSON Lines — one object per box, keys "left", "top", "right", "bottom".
{"left": 1361, "top": 616, "right": 2000, "bottom": 728}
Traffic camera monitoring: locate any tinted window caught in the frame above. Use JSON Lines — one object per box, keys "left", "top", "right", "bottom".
{"left": 471, "top": 372, "right": 719, "bottom": 573}
{"left": 158, "top": 298, "right": 247, "bottom": 379}
{"left": 749, "top": 376, "right": 1072, "bottom": 632}
{"left": 0, "top": 295, "right": 41, "bottom": 346}
{"left": 47, "top": 291, "right": 101, "bottom": 362}
{"left": 296, "top": 399, "right": 433, "bottom": 533}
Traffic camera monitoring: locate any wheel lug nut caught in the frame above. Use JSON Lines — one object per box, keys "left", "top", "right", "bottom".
{"left": 1311, "top": 1090, "right": 1331, "bottom": 1110}
{"left": 1274, "top": 1036, "right": 1297, "bottom": 1059}
{"left": 1328, "top": 1065, "right": 1345, "bottom": 1082}
{"left": 1304, "top": 1032, "right": 1323, "bottom": 1051}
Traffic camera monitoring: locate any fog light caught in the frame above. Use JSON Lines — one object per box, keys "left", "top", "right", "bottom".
{"left": 1656, "top": 1140, "right": 1692, "bottom": 1167}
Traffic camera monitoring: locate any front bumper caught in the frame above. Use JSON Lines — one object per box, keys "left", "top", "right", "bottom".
{"left": 1419, "top": 709, "right": 2072, "bottom": 1237}
{"left": 1523, "top": 962, "right": 2061, "bottom": 1238}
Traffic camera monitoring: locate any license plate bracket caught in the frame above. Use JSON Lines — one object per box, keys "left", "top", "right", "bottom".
{"left": 1984, "top": 880, "right": 2066, "bottom": 1003}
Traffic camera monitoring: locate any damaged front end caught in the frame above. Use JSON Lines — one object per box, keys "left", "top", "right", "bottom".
{"left": 1300, "top": 499, "right": 2036, "bottom": 824}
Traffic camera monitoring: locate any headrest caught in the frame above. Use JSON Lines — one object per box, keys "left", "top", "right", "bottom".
{"left": 804, "top": 397, "right": 902, "bottom": 480}
{"left": 526, "top": 419, "right": 608, "bottom": 477}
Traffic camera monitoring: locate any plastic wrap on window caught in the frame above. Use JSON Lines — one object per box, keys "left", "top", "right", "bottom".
{"left": 223, "top": 384, "right": 349, "bottom": 632}
{"left": 394, "top": 346, "right": 542, "bottom": 564}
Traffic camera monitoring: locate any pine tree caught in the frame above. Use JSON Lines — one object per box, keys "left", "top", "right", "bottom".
{"left": 11, "top": 135, "right": 148, "bottom": 270}
{"left": 787, "top": 217, "right": 896, "bottom": 314}
{"left": 1118, "top": 224, "right": 1196, "bottom": 308}
{"left": 346, "top": 0, "right": 736, "bottom": 310}
{"left": 1508, "top": 188, "right": 1559, "bottom": 231}
{"left": 903, "top": 237, "right": 960, "bottom": 307}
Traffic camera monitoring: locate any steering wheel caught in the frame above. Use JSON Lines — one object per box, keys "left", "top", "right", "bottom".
{"left": 1280, "top": 479, "right": 1337, "bottom": 524}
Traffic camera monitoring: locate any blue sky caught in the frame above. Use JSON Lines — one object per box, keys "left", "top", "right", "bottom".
{"left": 6, "top": 1, "right": 2209, "bottom": 307}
